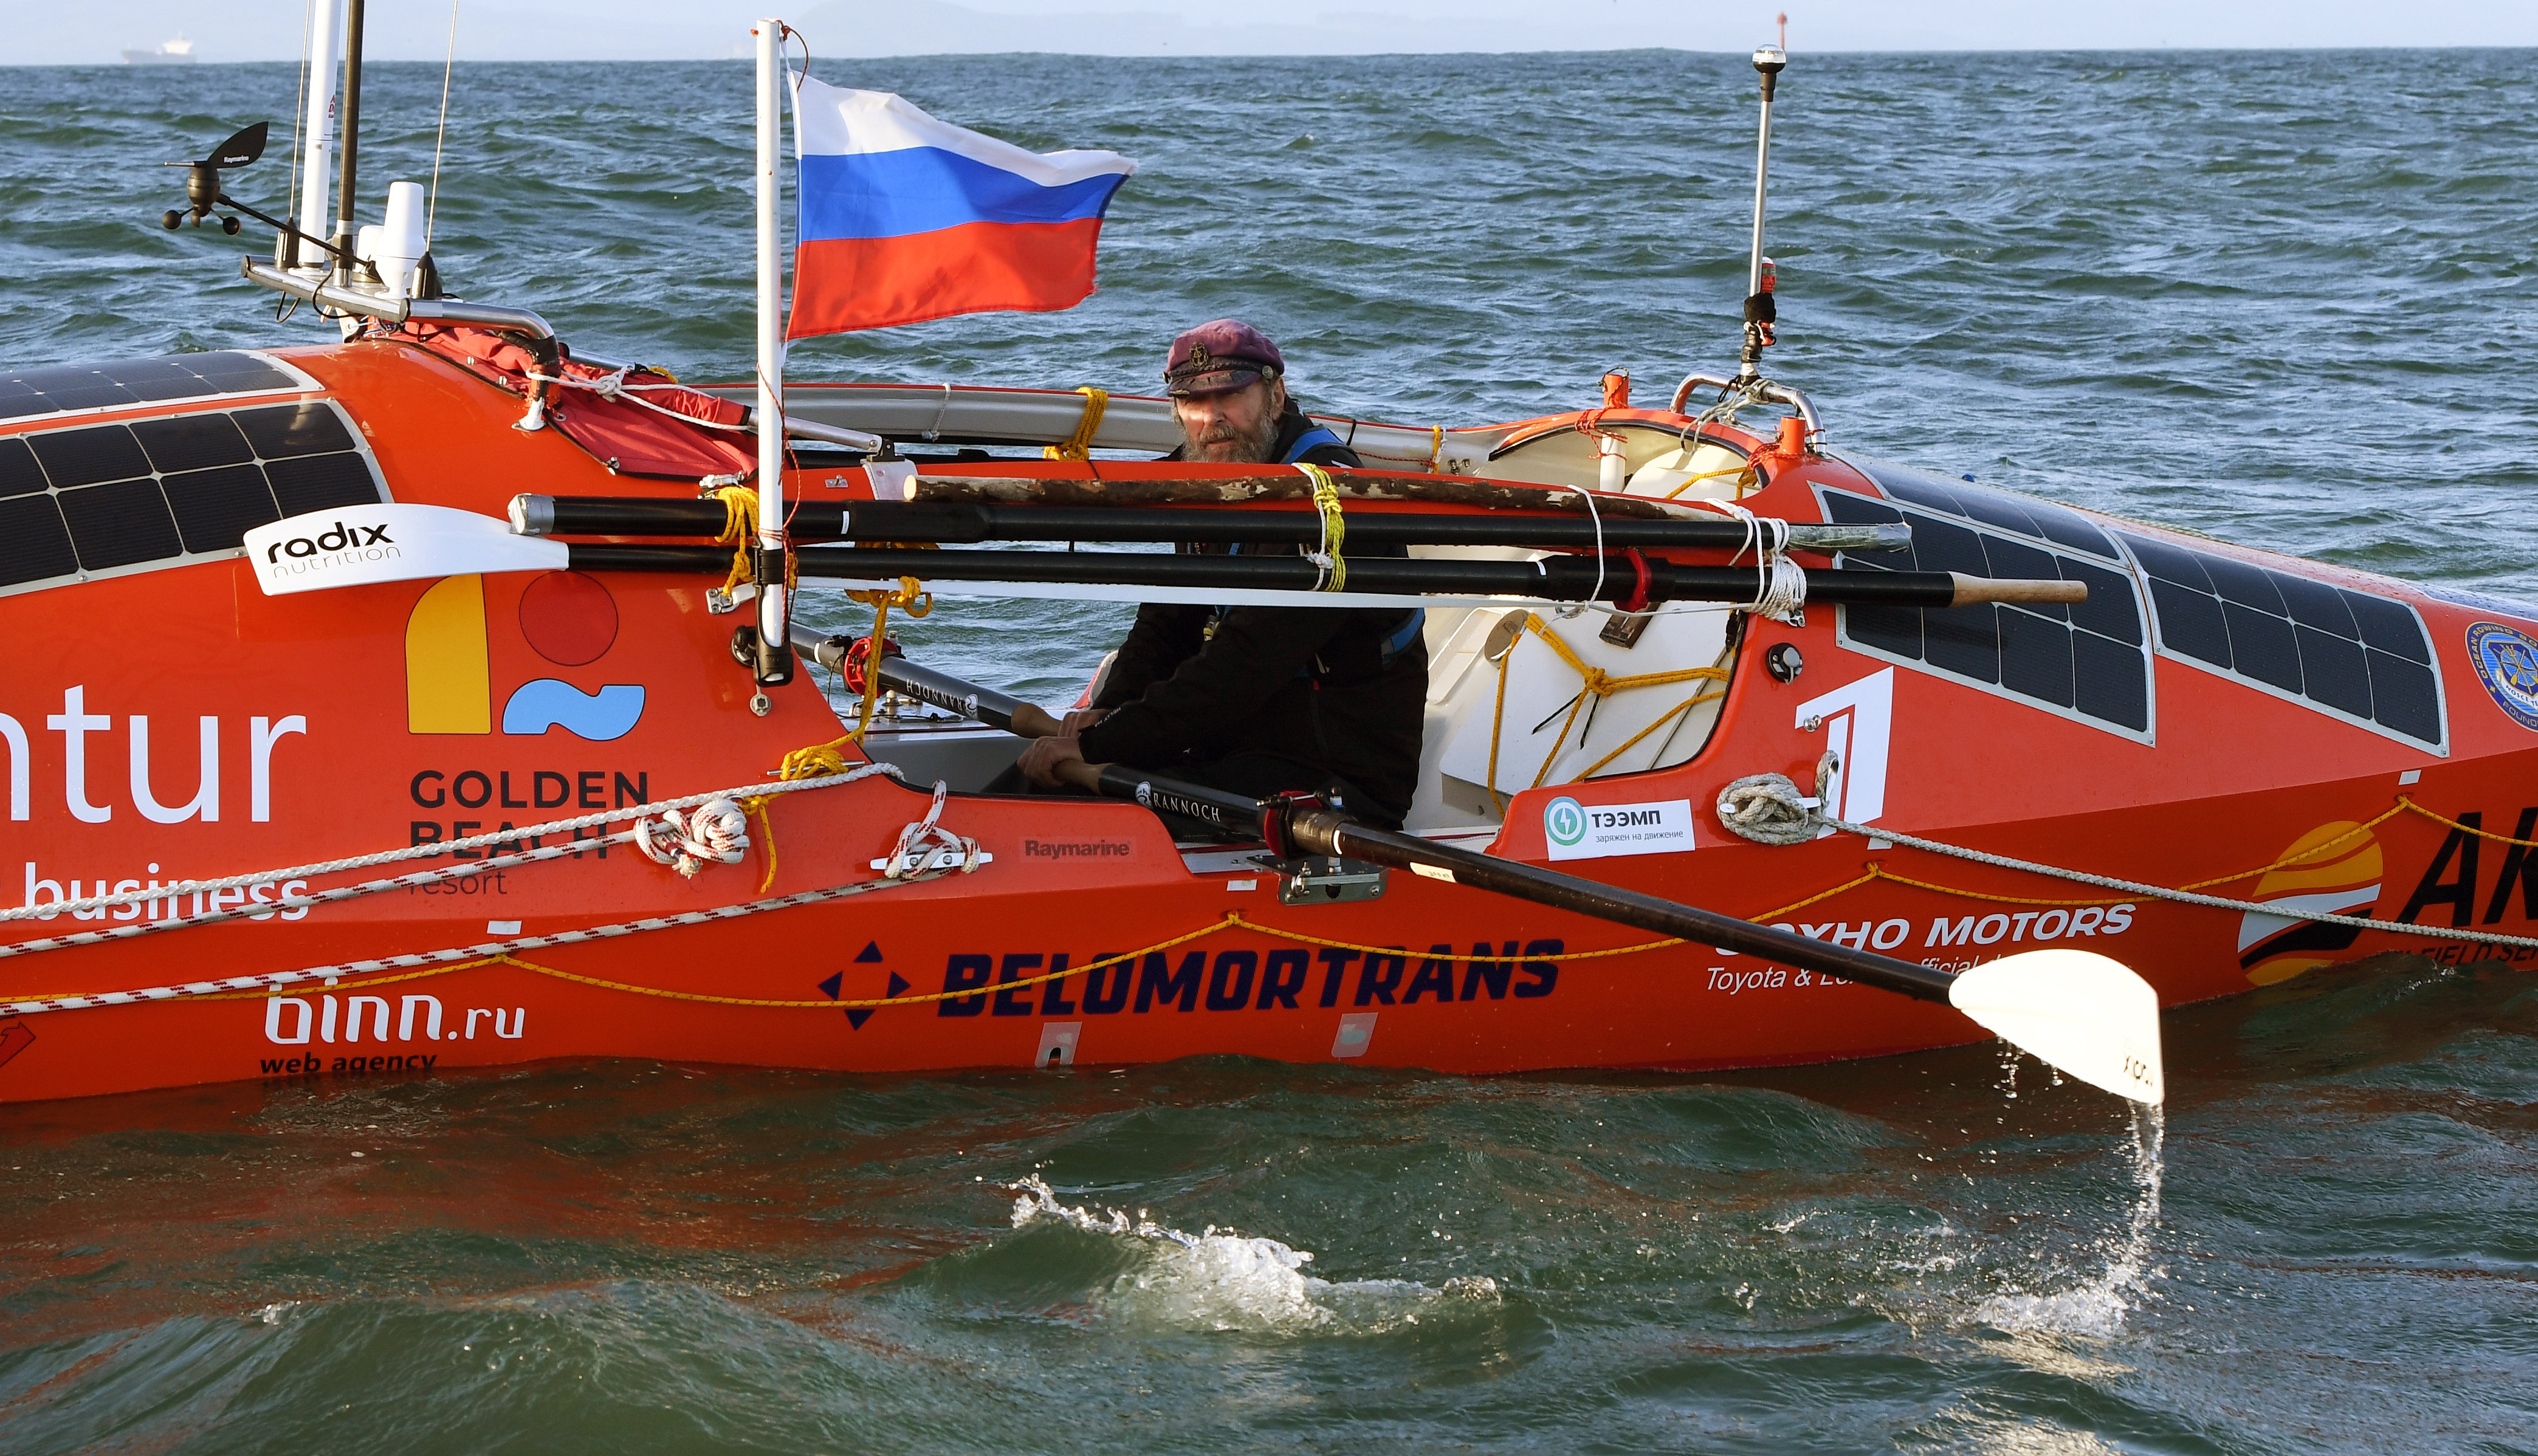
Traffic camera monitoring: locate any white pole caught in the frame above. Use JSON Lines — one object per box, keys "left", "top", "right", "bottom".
{"left": 295, "top": 0, "right": 342, "bottom": 273}
{"left": 751, "top": 18, "right": 791, "bottom": 692}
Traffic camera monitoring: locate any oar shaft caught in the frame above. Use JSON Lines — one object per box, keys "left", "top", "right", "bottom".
{"left": 1046, "top": 758, "right": 1952, "bottom": 1004}
{"left": 515, "top": 493, "right": 1904, "bottom": 554}
{"left": 1285, "top": 810, "right": 1955, "bottom": 1004}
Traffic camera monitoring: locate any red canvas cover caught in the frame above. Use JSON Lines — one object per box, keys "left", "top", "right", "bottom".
{"left": 397, "top": 324, "right": 755, "bottom": 481}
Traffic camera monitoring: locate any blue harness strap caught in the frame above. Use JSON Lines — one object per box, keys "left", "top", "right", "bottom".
{"left": 1281, "top": 424, "right": 1347, "bottom": 463}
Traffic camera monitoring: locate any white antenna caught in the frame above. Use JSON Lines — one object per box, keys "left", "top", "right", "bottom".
{"left": 292, "top": 0, "right": 343, "bottom": 274}
{"left": 1738, "top": 15, "right": 1788, "bottom": 381}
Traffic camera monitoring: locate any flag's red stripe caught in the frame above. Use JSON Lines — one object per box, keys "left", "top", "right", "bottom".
{"left": 786, "top": 219, "right": 1107, "bottom": 338}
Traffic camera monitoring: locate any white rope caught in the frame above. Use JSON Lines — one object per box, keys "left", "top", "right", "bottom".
{"left": 1, "top": 828, "right": 637, "bottom": 960}
{"left": 1, "top": 763, "right": 901, "bottom": 926}
{"left": 1556, "top": 483, "right": 1607, "bottom": 617}
{"left": 880, "top": 780, "right": 985, "bottom": 879}
{"left": 0, "top": 860, "right": 966, "bottom": 1020}
{"left": 1718, "top": 501, "right": 1804, "bottom": 625}
{"left": 1711, "top": 772, "right": 2538, "bottom": 952}
{"left": 523, "top": 370, "right": 754, "bottom": 433}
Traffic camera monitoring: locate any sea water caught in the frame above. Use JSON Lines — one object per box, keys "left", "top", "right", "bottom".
{"left": 0, "top": 49, "right": 2533, "bottom": 1452}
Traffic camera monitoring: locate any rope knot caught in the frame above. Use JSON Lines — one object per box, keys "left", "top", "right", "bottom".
{"left": 636, "top": 797, "right": 752, "bottom": 877}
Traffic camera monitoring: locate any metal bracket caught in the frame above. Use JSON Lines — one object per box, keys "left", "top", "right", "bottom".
{"left": 1256, "top": 854, "right": 1388, "bottom": 906}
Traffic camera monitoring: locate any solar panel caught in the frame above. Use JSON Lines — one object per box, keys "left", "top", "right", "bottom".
{"left": 1819, "top": 486, "right": 2153, "bottom": 737}
{"left": 2116, "top": 532, "right": 2444, "bottom": 749}
{"left": 0, "top": 397, "right": 386, "bottom": 597}
{"left": 0, "top": 351, "right": 310, "bottom": 424}
{"left": 1848, "top": 458, "right": 2124, "bottom": 561}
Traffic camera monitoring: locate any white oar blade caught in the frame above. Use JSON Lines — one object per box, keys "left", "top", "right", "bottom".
{"left": 1947, "top": 949, "right": 2165, "bottom": 1105}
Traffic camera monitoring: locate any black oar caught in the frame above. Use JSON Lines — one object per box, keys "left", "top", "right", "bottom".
{"left": 830, "top": 646, "right": 2164, "bottom": 1105}
{"left": 512, "top": 492, "right": 1906, "bottom": 554}
{"left": 590, "top": 542, "right": 2079, "bottom": 610}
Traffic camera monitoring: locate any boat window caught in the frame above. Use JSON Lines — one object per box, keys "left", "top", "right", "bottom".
{"left": 2116, "top": 531, "right": 2443, "bottom": 749}
{"left": 1846, "top": 458, "right": 2124, "bottom": 561}
{"left": 0, "top": 399, "right": 387, "bottom": 599}
{"left": 1818, "top": 486, "right": 2152, "bottom": 738}
{"left": 0, "top": 351, "right": 312, "bottom": 425}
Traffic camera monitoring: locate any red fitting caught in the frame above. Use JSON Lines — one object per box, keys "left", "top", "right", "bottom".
{"left": 1776, "top": 413, "right": 1808, "bottom": 460}
{"left": 840, "top": 634, "right": 904, "bottom": 695}
{"left": 1600, "top": 369, "right": 1631, "bottom": 410}
{"left": 1618, "top": 548, "right": 1653, "bottom": 614}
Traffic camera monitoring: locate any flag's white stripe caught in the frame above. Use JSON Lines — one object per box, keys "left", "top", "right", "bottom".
{"left": 793, "top": 75, "right": 1133, "bottom": 188}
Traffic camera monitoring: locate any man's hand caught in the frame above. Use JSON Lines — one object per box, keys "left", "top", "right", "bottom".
{"left": 1061, "top": 706, "right": 1110, "bottom": 734}
{"left": 1017, "top": 734, "right": 1087, "bottom": 788}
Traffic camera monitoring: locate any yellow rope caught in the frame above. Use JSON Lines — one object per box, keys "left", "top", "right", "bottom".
{"left": 1426, "top": 425, "right": 1445, "bottom": 473}
{"left": 1484, "top": 613, "right": 1732, "bottom": 794}
{"left": 1296, "top": 461, "right": 1347, "bottom": 591}
{"left": 737, "top": 735, "right": 862, "bottom": 893}
{"left": 841, "top": 575, "right": 932, "bottom": 742}
{"left": 712, "top": 486, "right": 757, "bottom": 599}
{"left": 1660, "top": 462, "right": 1753, "bottom": 500}
{"left": 2395, "top": 795, "right": 2538, "bottom": 848}
{"left": 1042, "top": 386, "right": 1109, "bottom": 461}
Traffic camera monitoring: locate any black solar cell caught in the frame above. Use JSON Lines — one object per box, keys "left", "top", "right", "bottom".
{"left": 0, "top": 438, "right": 43, "bottom": 499}
{"left": 0, "top": 494, "right": 77, "bottom": 586}
{"left": 28, "top": 425, "right": 150, "bottom": 489}
{"left": 162, "top": 463, "right": 282, "bottom": 553}
{"left": 234, "top": 402, "right": 356, "bottom": 458}
{"left": 57, "top": 478, "right": 181, "bottom": 571}
{"left": 131, "top": 413, "right": 255, "bottom": 474}
{"left": 264, "top": 452, "right": 379, "bottom": 515}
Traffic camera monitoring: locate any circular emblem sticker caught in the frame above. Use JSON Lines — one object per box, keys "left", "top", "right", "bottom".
{"left": 2467, "top": 622, "right": 2538, "bottom": 732}
{"left": 1544, "top": 795, "right": 1587, "bottom": 848}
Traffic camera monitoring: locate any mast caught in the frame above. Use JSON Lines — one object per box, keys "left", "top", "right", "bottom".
{"left": 750, "top": 18, "right": 794, "bottom": 698}
{"left": 331, "top": 0, "right": 366, "bottom": 290}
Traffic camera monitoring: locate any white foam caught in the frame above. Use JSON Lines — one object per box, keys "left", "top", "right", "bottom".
{"left": 1007, "top": 1175, "right": 1499, "bottom": 1334}
{"left": 1975, "top": 1105, "right": 2167, "bottom": 1339}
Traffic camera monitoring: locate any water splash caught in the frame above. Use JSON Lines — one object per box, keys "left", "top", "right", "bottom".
{"left": 1006, "top": 1175, "right": 1499, "bottom": 1334}
{"left": 1975, "top": 1104, "right": 2167, "bottom": 1339}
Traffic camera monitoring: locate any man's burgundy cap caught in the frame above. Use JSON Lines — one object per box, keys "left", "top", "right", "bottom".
{"left": 1164, "top": 318, "right": 1284, "bottom": 397}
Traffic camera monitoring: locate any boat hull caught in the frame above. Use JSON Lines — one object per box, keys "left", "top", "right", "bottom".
{"left": 3, "top": 340, "right": 2534, "bottom": 1103}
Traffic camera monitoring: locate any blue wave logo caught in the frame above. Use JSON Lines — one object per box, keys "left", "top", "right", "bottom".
{"left": 500, "top": 679, "right": 645, "bottom": 741}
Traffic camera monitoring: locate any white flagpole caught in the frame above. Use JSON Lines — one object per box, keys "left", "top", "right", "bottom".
{"left": 751, "top": 18, "right": 792, "bottom": 697}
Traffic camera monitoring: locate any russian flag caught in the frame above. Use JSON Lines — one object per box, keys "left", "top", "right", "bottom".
{"left": 787, "top": 76, "right": 1136, "bottom": 338}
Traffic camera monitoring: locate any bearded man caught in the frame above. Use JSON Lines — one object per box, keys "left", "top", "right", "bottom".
{"left": 1008, "top": 319, "right": 1429, "bottom": 831}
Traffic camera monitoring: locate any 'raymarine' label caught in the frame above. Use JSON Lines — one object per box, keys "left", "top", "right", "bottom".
{"left": 1544, "top": 795, "right": 1694, "bottom": 862}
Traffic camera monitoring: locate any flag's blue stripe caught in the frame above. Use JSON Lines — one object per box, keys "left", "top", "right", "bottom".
{"left": 797, "top": 149, "right": 1125, "bottom": 241}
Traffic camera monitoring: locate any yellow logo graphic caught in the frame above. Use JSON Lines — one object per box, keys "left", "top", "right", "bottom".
{"left": 2237, "top": 820, "right": 2382, "bottom": 986}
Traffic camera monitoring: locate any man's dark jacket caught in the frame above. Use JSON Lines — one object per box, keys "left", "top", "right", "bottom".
{"left": 1075, "top": 403, "right": 1428, "bottom": 827}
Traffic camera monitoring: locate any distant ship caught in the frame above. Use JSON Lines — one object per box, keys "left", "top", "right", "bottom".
{"left": 121, "top": 36, "right": 198, "bottom": 64}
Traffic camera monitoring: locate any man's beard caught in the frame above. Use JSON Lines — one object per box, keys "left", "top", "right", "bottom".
{"left": 1187, "top": 407, "right": 1281, "bottom": 464}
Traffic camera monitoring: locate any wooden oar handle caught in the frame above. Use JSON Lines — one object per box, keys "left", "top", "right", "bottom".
{"left": 1053, "top": 757, "right": 1106, "bottom": 793}
{"left": 1948, "top": 573, "right": 2088, "bottom": 606}
{"left": 1011, "top": 703, "right": 1064, "bottom": 739}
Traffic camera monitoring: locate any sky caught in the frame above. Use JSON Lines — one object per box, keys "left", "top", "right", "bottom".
{"left": 14, "top": 0, "right": 2538, "bottom": 64}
